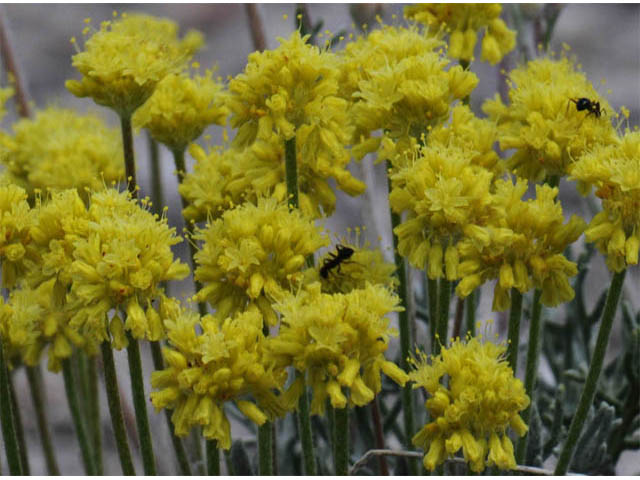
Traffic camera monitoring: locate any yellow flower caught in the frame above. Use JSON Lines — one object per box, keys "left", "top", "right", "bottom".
{"left": 67, "top": 188, "right": 189, "bottom": 345}
{"left": 0, "top": 107, "right": 123, "bottom": 198}
{"left": 0, "top": 280, "right": 86, "bottom": 372}
{"left": 389, "top": 143, "right": 496, "bottom": 280}
{"left": 133, "top": 69, "right": 227, "bottom": 153}
{"left": 482, "top": 55, "right": 618, "bottom": 182}
{"left": 456, "top": 179, "right": 586, "bottom": 311}
{"left": 226, "top": 31, "right": 365, "bottom": 203}
{"left": 194, "top": 197, "right": 328, "bottom": 325}
{"left": 150, "top": 301, "right": 286, "bottom": 449}
{"left": 404, "top": 4, "right": 516, "bottom": 65}
{"left": 66, "top": 13, "right": 203, "bottom": 116}
{"left": 343, "top": 25, "right": 477, "bottom": 163}
{"left": 0, "top": 85, "right": 13, "bottom": 121}
{"left": 569, "top": 131, "right": 640, "bottom": 272}
{"left": 268, "top": 283, "right": 408, "bottom": 414}
{"left": 0, "top": 184, "right": 37, "bottom": 288}
{"left": 410, "top": 335, "right": 529, "bottom": 472}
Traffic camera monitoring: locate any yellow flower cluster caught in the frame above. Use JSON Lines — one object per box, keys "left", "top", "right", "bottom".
{"left": 268, "top": 283, "right": 408, "bottom": 414}
{"left": 456, "top": 179, "right": 586, "bottom": 311}
{"left": 67, "top": 188, "right": 189, "bottom": 346}
{"left": 151, "top": 301, "right": 285, "bottom": 449}
{"left": 569, "top": 131, "right": 640, "bottom": 272}
{"left": 67, "top": 13, "right": 203, "bottom": 116}
{"left": 0, "top": 107, "right": 123, "bottom": 197}
{"left": 404, "top": 4, "right": 516, "bottom": 65}
{"left": 410, "top": 336, "right": 529, "bottom": 472}
{"left": 0, "top": 184, "right": 37, "bottom": 288}
{"left": 194, "top": 197, "right": 328, "bottom": 325}
{"left": 133, "top": 69, "right": 228, "bottom": 153}
{"left": 389, "top": 142, "right": 496, "bottom": 279}
{"left": 344, "top": 25, "right": 478, "bottom": 163}
{"left": 483, "top": 55, "right": 618, "bottom": 182}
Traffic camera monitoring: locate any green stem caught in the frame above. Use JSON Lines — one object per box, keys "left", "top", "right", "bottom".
{"left": 26, "top": 365, "right": 60, "bottom": 475}
{"left": 507, "top": 289, "right": 524, "bottom": 372}
{"left": 428, "top": 277, "right": 438, "bottom": 351}
{"left": 435, "top": 278, "right": 451, "bottom": 355}
{"left": 465, "top": 290, "right": 476, "bottom": 337}
{"left": 297, "top": 376, "right": 316, "bottom": 475}
{"left": 9, "top": 373, "right": 29, "bottom": 474}
{"left": 150, "top": 341, "right": 192, "bottom": 475}
{"left": 101, "top": 342, "right": 135, "bottom": 475}
{"left": 554, "top": 269, "right": 626, "bottom": 475}
{"left": 284, "top": 137, "right": 299, "bottom": 209}
{"left": 0, "top": 341, "right": 22, "bottom": 475}
{"left": 87, "top": 356, "right": 103, "bottom": 474}
{"left": 335, "top": 406, "right": 349, "bottom": 475}
{"left": 258, "top": 422, "right": 273, "bottom": 475}
{"left": 125, "top": 333, "right": 156, "bottom": 475}
{"left": 386, "top": 159, "right": 417, "bottom": 475}
{"left": 120, "top": 114, "right": 137, "bottom": 198}
{"left": 62, "top": 358, "right": 95, "bottom": 475}
{"left": 172, "top": 148, "right": 207, "bottom": 318}
{"left": 147, "top": 134, "right": 164, "bottom": 215}
{"left": 207, "top": 439, "right": 220, "bottom": 475}
{"left": 515, "top": 289, "right": 543, "bottom": 463}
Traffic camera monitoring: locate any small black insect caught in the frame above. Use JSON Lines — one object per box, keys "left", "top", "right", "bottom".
{"left": 568, "top": 97, "right": 604, "bottom": 118}
{"left": 319, "top": 244, "right": 354, "bottom": 279}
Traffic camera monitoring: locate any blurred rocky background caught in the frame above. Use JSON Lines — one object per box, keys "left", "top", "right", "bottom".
{"left": 0, "top": 3, "right": 638, "bottom": 475}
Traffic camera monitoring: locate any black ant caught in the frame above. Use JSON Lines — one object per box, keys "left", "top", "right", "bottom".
{"left": 319, "top": 244, "right": 354, "bottom": 279}
{"left": 568, "top": 97, "right": 604, "bottom": 118}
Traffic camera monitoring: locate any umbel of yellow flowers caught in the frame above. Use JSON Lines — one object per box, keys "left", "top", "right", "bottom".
{"left": 268, "top": 282, "right": 409, "bottom": 414}
{"left": 0, "top": 107, "right": 124, "bottom": 198}
{"left": 569, "top": 130, "right": 640, "bottom": 272}
{"left": 151, "top": 301, "right": 286, "bottom": 449}
{"left": 66, "top": 13, "right": 203, "bottom": 117}
{"left": 410, "top": 335, "right": 529, "bottom": 472}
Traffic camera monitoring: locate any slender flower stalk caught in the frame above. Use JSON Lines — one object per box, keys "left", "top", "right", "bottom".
{"left": 435, "top": 278, "right": 451, "bottom": 355}
{"left": 506, "top": 289, "right": 523, "bottom": 372}
{"left": 86, "top": 357, "right": 102, "bottom": 475}
{"left": 148, "top": 134, "right": 164, "bottom": 216}
{"left": 465, "top": 291, "right": 477, "bottom": 337}
{"left": 125, "top": 332, "right": 156, "bottom": 475}
{"left": 335, "top": 406, "right": 349, "bottom": 475}
{"left": 101, "top": 342, "right": 135, "bottom": 475}
{"left": 62, "top": 358, "right": 95, "bottom": 475}
{"left": 258, "top": 422, "right": 273, "bottom": 475}
{"left": 207, "top": 440, "right": 220, "bottom": 475}
{"left": 515, "top": 288, "right": 543, "bottom": 463}
{"left": 149, "top": 341, "right": 192, "bottom": 475}
{"left": 428, "top": 277, "right": 438, "bottom": 350}
{"left": 386, "top": 160, "right": 417, "bottom": 475}
{"left": 9, "top": 376, "right": 29, "bottom": 474}
{"left": 0, "top": 341, "right": 22, "bottom": 475}
{"left": 554, "top": 269, "right": 627, "bottom": 475}
{"left": 120, "top": 114, "right": 137, "bottom": 197}
{"left": 26, "top": 366, "right": 60, "bottom": 475}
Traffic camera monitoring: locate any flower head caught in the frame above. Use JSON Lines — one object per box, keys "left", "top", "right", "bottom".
{"left": 483, "top": 55, "right": 618, "bottom": 181}
{"left": 133, "top": 69, "right": 228, "bottom": 153}
{"left": 404, "top": 4, "right": 516, "bottom": 65}
{"left": 268, "top": 283, "right": 408, "bottom": 414}
{"left": 67, "top": 188, "right": 189, "bottom": 345}
{"left": 456, "top": 179, "right": 586, "bottom": 310}
{"left": 66, "top": 13, "right": 203, "bottom": 116}
{"left": 0, "top": 184, "right": 37, "bottom": 288}
{"left": 389, "top": 143, "right": 496, "bottom": 279}
{"left": 569, "top": 131, "right": 640, "bottom": 271}
{"left": 342, "top": 25, "right": 477, "bottom": 163}
{"left": 410, "top": 335, "right": 529, "bottom": 472}
{"left": 194, "top": 197, "right": 328, "bottom": 325}
{"left": 151, "top": 301, "right": 286, "bottom": 449}
{"left": 0, "top": 107, "right": 123, "bottom": 198}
